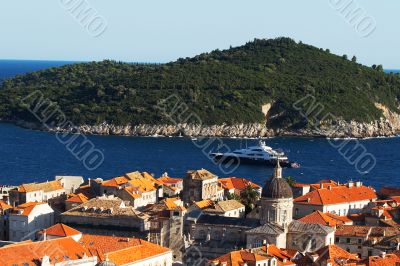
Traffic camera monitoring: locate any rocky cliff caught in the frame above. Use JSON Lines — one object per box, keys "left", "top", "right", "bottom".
{"left": 12, "top": 103, "right": 400, "bottom": 138}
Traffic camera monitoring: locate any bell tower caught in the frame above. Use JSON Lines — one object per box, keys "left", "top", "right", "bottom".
{"left": 260, "top": 161, "right": 293, "bottom": 228}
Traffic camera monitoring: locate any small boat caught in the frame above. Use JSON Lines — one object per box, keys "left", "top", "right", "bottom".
{"left": 210, "top": 140, "right": 300, "bottom": 168}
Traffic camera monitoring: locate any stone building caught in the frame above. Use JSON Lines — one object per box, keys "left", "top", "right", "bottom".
{"left": 0, "top": 200, "right": 12, "bottom": 240}
{"left": 143, "top": 197, "right": 186, "bottom": 260}
{"left": 61, "top": 195, "right": 150, "bottom": 235}
{"left": 293, "top": 181, "right": 377, "bottom": 218}
{"left": 203, "top": 199, "right": 246, "bottom": 218}
{"left": 9, "top": 180, "right": 66, "bottom": 207}
{"left": 183, "top": 169, "right": 220, "bottom": 203}
{"left": 9, "top": 202, "right": 54, "bottom": 242}
{"left": 187, "top": 161, "right": 335, "bottom": 261}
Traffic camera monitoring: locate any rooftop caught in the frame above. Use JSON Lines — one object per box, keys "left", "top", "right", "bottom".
{"left": 187, "top": 168, "right": 218, "bottom": 181}
{"left": 43, "top": 223, "right": 81, "bottom": 237}
{"left": 0, "top": 237, "right": 89, "bottom": 266}
{"left": 17, "top": 180, "right": 64, "bottom": 193}
{"left": 218, "top": 177, "right": 261, "bottom": 191}
{"left": 298, "top": 211, "right": 352, "bottom": 227}
{"left": 294, "top": 183, "right": 377, "bottom": 205}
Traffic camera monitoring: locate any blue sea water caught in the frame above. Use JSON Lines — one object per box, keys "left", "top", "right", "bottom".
{"left": 0, "top": 60, "right": 399, "bottom": 189}
{"left": 0, "top": 60, "right": 76, "bottom": 79}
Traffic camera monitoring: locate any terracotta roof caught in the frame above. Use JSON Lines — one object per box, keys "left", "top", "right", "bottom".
{"left": 210, "top": 250, "right": 268, "bottom": 266}
{"left": 107, "top": 239, "right": 170, "bottom": 265}
{"left": 0, "top": 237, "right": 89, "bottom": 266}
{"left": 263, "top": 244, "right": 296, "bottom": 265}
{"left": 44, "top": 223, "right": 81, "bottom": 237}
{"left": 294, "top": 184, "right": 377, "bottom": 205}
{"left": 80, "top": 234, "right": 171, "bottom": 265}
{"left": 18, "top": 180, "right": 64, "bottom": 193}
{"left": 187, "top": 169, "right": 217, "bottom": 180}
{"left": 66, "top": 193, "right": 89, "bottom": 203}
{"left": 315, "top": 245, "right": 359, "bottom": 265}
{"left": 74, "top": 185, "right": 97, "bottom": 199}
{"left": 298, "top": 211, "right": 352, "bottom": 227}
{"left": 218, "top": 177, "right": 261, "bottom": 191}
{"left": 380, "top": 187, "right": 400, "bottom": 197}
{"left": 368, "top": 254, "right": 400, "bottom": 266}
{"left": 0, "top": 200, "right": 12, "bottom": 211}
{"left": 125, "top": 171, "right": 162, "bottom": 186}
{"left": 336, "top": 225, "right": 371, "bottom": 237}
{"left": 102, "top": 176, "right": 129, "bottom": 187}
{"left": 194, "top": 199, "right": 214, "bottom": 209}
{"left": 162, "top": 197, "right": 185, "bottom": 211}
{"left": 292, "top": 179, "right": 338, "bottom": 188}
{"left": 11, "top": 202, "right": 48, "bottom": 216}
{"left": 157, "top": 176, "right": 182, "bottom": 184}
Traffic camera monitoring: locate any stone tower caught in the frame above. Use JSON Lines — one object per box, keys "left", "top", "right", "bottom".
{"left": 260, "top": 160, "right": 293, "bottom": 228}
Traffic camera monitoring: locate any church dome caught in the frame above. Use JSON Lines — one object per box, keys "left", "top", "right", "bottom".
{"left": 261, "top": 176, "right": 293, "bottom": 199}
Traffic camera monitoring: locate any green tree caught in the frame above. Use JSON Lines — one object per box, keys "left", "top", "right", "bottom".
{"left": 240, "top": 185, "right": 259, "bottom": 213}
{"left": 351, "top": 56, "right": 357, "bottom": 63}
{"left": 226, "top": 193, "right": 241, "bottom": 201}
{"left": 284, "top": 176, "right": 296, "bottom": 186}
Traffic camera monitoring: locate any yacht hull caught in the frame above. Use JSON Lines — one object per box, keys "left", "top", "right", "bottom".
{"left": 211, "top": 154, "right": 300, "bottom": 168}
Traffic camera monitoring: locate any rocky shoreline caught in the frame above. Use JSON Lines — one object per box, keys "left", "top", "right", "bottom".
{"left": 10, "top": 117, "right": 400, "bottom": 139}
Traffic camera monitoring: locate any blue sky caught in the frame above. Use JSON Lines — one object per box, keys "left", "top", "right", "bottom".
{"left": 0, "top": 0, "right": 399, "bottom": 68}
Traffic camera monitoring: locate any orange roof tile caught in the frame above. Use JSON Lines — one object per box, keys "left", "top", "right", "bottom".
{"left": 299, "top": 211, "right": 351, "bottom": 227}
{"left": 157, "top": 176, "right": 183, "bottom": 184}
{"left": 102, "top": 176, "right": 129, "bottom": 187}
{"left": 0, "top": 237, "right": 89, "bottom": 266}
{"left": 294, "top": 185, "right": 377, "bottom": 205}
{"left": 210, "top": 250, "right": 268, "bottom": 266}
{"left": 12, "top": 202, "right": 47, "bottom": 216}
{"left": 315, "top": 245, "right": 359, "bottom": 265}
{"left": 368, "top": 254, "right": 400, "bottom": 266}
{"left": 0, "top": 200, "right": 12, "bottom": 211}
{"left": 218, "top": 177, "right": 261, "bottom": 191}
{"left": 66, "top": 193, "right": 89, "bottom": 203}
{"left": 44, "top": 223, "right": 81, "bottom": 237}
{"left": 194, "top": 199, "right": 214, "bottom": 209}
{"left": 18, "top": 180, "right": 64, "bottom": 193}
{"left": 263, "top": 244, "right": 296, "bottom": 265}
{"left": 336, "top": 225, "right": 371, "bottom": 237}
{"left": 79, "top": 234, "right": 171, "bottom": 265}
{"left": 106, "top": 239, "right": 171, "bottom": 265}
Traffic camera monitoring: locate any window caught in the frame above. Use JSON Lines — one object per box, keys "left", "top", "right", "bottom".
{"left": 198, "top": 230, "right": 206, "bottom": 240}
{"left": 347, "top": 238, "right": 350, "bottom": 243}
{"left": 335, "top": 237, "right": 339, "bottom": 242}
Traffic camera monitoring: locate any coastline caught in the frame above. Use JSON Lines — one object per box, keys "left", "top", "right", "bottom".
{"left": 6, "top": 119, "right": 400, "bottom": 139}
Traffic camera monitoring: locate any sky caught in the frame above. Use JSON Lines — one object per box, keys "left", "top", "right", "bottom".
{"left": 0, "top": 0, "right": 399, "bottom": 68}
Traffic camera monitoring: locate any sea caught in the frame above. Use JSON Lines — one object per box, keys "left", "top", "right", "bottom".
{"left": 0, "top": 59, "right": 399, "bottom": 189}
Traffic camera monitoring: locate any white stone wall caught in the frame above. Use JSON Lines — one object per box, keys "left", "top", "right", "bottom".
{"left": 9, "top": 203, "right": 54, "bottom": 241}
{"left": 294, "top": 199, "right": 373, "bottom": 218}
{"left": 122, "top": 251, "right": 173, "bottom": 266}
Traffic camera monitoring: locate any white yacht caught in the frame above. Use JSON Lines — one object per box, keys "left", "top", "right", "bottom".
{"left": 210, "top": 140, "right": 300, "bottom": 168}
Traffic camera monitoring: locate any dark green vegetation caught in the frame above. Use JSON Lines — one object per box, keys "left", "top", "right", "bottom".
{"left": 1, "top": 37, "right": 400, "bottom": 129}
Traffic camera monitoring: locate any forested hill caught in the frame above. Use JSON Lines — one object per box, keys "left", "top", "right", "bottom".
{"left": 1, "top": 37, "right": 400, "bottom": 130}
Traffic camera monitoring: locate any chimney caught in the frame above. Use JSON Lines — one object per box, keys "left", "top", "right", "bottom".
{"left": 347, "top": 181, "right": 354, "bottom": 188}
{"left": 320, "top": 183, "right": 323, "bottom": 189}
{"left": 381, "top": 252, "right": 386, "bottom": 258}
{"left": 327, "top": 185, "right": 332, "bottom": 190}
{"left": 43, "top": 230, "right": 47, "bottom": 241}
